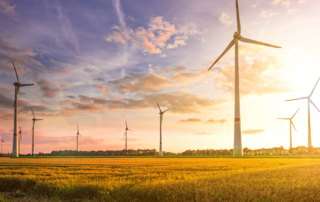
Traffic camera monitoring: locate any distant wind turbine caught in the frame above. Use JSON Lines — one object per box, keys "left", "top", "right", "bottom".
{"left": 207, "top": 0, "right": 281, "bottom": 156}
{"left": 11, "top": 62, "right": 34, "bottom": 157}
{"left": 157, "top": 103, "right": 169, "bottom": 156}
{"left": 277, "top": 108, "right": 300, "bottom": 149}
{"left": 124, "top": 121, "right": 132, "bottom": 150}
{"left": 77, "top": 125, "right": 81, "bottom": 151}
{"left": 31, "top": 107, "right": 43, "bottom": 157}
{"left": 285, "top": 77, "right": 320, "bottom": 153}
{"left": 18, "top": 126, "right": 22, "bottom": 155}
{"left": 1, "top": 137, "right": 4, "bottom": 155}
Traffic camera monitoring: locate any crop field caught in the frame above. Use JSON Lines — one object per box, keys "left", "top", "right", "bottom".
{"left": 1, "top": 158, "right": 320, "bottom": 201}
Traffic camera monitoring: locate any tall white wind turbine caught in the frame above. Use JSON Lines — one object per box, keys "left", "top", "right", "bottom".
{"left": 1, "top": 137, "right": 4, "bottom": 155}
{"left": 277, "top": 108, "right": 300, "bottom": 149}
{"left": 77, "top": 125, "right": 81, "bottom": 151}
{"left": 207, "top": 0, "right": 281, "bottom": 156}
{"left": 157, "top": 103, "right": 169, "bottom": 156}
{"left": 11, "top": 62, "right": 34, "bottom": 158}
{"left": 18, "top": 126, "right": 22, "bottom": 155}
{"left": 124, "top": 121, "right": 132, "bottom": 150}
{"left": 31, "top": 107, "right": 43, "bottom": 157}
{"left": 285, "top": 77, "right": 320, "bottom": 153}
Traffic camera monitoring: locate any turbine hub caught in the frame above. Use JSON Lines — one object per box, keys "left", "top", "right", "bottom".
{"left": 13, "top": 82, "right": 20, "bottom": 86}
{"left": 233, "top": 32, "right": 241, "bottom": 39}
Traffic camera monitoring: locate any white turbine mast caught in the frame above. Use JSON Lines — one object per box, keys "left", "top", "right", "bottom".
{"left": 18, "top": 126, "right": 22, "bottom": 155}
{"left": 157, "top": 103, "right": 169, "bottom": 156}
{"left": 277, "top": 108, "right": 300, "bottom": 149}
{"left": 124, "top": 120, "right": 132, "bottom": 150}
{"left": 31, "top": 107, "right": 43, "bottom": 157}
{"left": 207, "top": 0, "right": 281, "bottom": 156}
{"left": 285, "top": 77, "right": 320, "bottom": 153}
{"left": 11, "top": 62, "right": 34, "bottom": 158}
{"left": 77, "top": 125, "right": 81, "bottom": 151}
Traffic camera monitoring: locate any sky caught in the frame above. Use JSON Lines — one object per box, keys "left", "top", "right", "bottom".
{"left": 0, "top": 0, "right": 320, "bottom": 154}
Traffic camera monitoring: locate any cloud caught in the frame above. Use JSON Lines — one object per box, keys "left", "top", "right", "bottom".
{"left": 242, "top": 129, "right": 266, "bottom": 135}
{"left": 194, "top": 132, "right": 213, "bottom": 135}
{"left": 273, "top": 0, "right": 292, "bottom": 7}
{"left": 287, "top": 9, "right": 297, "bottom": 15}
{"left": 0, "top": 109, "right": 12, "bottom": 120}
{"left": 164, "top": 66, "right": 187, "bottom": 73}
{"left": 60, "top": 84, "right": 67, "bottom": 88}
{"left": 177, "top": 118, "right": 202, "bottom": 123}
{"left": 0, "top": 87, "right": 10, "bottom": 93}
{"left": 92, "top": 84, "right": 110, "bottom": 95}
{"left": 212, "top": 45, "right": 290, "bottom": 96}
{"left": 0, "top": 0, "right": 18, "bottom": 20}
{"left": 298, "top": 0, "right": 307, "bottom": 3}
{"left": 108, "top": 72, "right": 173, "bottom": 94}
{"left": 36, "top": 78, "right": 60, "bottom": 98}
{"left": 219, "top": 13, "right": 232, "bottom": 26}
{"left": 93, "top": 78, "right": 105, "bottom": 82}
{"left": 260, "top": 10, "right": 278, "bottom": 18}
{"left": 111, "top": 0, "right": 127, "bottom": 30}
{"left": 83, "top": 68, "right": 93, "bottom": 73}
{"left": 205, "top": 118, "right": 228, "bottom": 124}
{"left": 106, "top": 16, "right": 198, "bottom": 54}
{"left": 170, "top": 69, "right": 209, "bottom": 84}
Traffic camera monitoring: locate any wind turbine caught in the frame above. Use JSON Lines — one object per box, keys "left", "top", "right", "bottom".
{"left": 11, "top": 62, "right": 34, "bottom": 157}
{"left": 157, "top": 103, "right": 169, "bottom": 156}
{"left": 76, "top": 125, "right": 81, "bottom": 151}
{"left": 207, "top": 0, "right": 281, "bottom": 156}
{"left": 18, "top": 127, "right": 22, "bottom": 155}
{"left": 124, "top": 121, "right": 132, "bottom": 150}
{"left": 285, "top": 77, "right": 320, "bottom": 153}
{"left": 277, "top": 108, "right": 300, "bottom": 149}
{"left": 31, "top": 107, "right": 43, "bottom": 157}
{"left": 1, "top": 137, "right": 4, "bottom": 155}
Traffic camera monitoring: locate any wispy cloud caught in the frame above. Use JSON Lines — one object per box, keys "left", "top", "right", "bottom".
{"left": 242, "top": 129, "right": 266, "bottom": 135}
{"left": 219, "top": 13, "right": 232, "bottom": 26}
{"left": 177, "top": 118, "right": 201, "bottom": 123}
{"left": 260, "top": 10, "right": 278, "bottom": 18}
{"left": 0, "top": 0, "right": 18, "bottom": 20}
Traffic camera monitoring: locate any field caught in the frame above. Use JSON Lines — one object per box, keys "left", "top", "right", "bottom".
{"left": 1, "top": 157, "right": 320, "bottom": 201}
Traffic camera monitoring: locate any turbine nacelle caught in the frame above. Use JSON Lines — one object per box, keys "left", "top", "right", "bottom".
{"left": 233, "top": 32, "right": 241, "bottom": 39}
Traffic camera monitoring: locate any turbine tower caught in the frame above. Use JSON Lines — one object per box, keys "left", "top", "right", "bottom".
{"left": 76, "top": 125, "right": 81, "bottom": 151}
{"left": 157, "top": 103, "right": 169, "bottom": 156}
{"left": 18, "top": 126, "right": 22, "bottom": 155}
{"left": 11, "top": 62, "right": 34, "bottom": 157}
{"left": 207, "top": 0, "right": 281, "bottom": 156}
{"left": 124, "top": 121, "right": 132, "bottom": 150}
{"left": 31, "top": 107, "right": 43, "bottom": 157}
{"left": 1, "top": 137, "right": 4, "bottom": 155}
{"left": 277, "top": 108, "right": 300, "bottom": 149}
{"left": 285, "top": 77, "right": 320, "bottom": 153}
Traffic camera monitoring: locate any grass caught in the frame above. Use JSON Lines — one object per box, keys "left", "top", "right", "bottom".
{"left": 15, "top": 155, "right": 320, "bottom": 158}
{"left": 1, "top": 157, "right": 320, "bottom": 201}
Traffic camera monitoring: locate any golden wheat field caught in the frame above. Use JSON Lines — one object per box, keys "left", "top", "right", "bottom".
{"left": 1, "top": 157, "right": 320, "bottom": 201}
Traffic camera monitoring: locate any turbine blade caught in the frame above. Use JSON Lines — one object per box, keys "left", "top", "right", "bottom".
{"left": 129, "top": 129, "right": 133, "bottom": 132}
{"left": 77, "top": 125, "right": 79, "bottom": 133}
{"left": 163, "top": 109, "right": 169, "bottom": 113}
{"left": 12, "top": 62, "right": 20, "bottom": 83}
{"left": 285, "top": 97, "right": 308, "bottom": 102}
{"left": 31, "top": 107, "right": 35, "bottom": 119}
{"left": 20, "top": 84, "right": 34, "bottom": 87}
{"left": 236, "top": 0, "right": 241, "bottom": 34}
{"left": 310, "top": 77, "right": 320, "bottom": 97}
{"left": 310, "top": 100, "right": 320, "bottom": 113}
{"left": 125, "top": 120, "right": 128, "bottom": 128}
{"left": 157, "top": 103, "right": 162, "bottom": 112}
{"left": 35, "top": 119, "right": 43, "bottom": 121}
{"left": 276, "top": 118, "right": 290, "bottom": 120}
{"left": 291, "top": 121, "right": 297, "bottom": 132}
{"left": 240, "top": 37, "right": 281, "bottom": 48}
{"left": 208, "top": 39, "right": 235, "bottom": 71}
{"left": 291, "top": 108, "right": 300, "bottom": 119}
{"left": 124, "top": 132, "right": 126, "bottom": 136}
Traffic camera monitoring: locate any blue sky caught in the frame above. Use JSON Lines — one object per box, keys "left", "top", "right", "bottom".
{"left": 0, "top": 0, "right": 320, "bottom": 154}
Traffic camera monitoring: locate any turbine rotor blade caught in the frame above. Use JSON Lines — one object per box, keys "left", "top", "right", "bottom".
{"left": 20, "top": 84, "right": 34, "bottom": 87}
{"left": 77, "top": 125, "right": 79, "bottom": 133}
{"left": 310, "top": 99, "right": 320, "bottom": 113}
{"left": 291, "top": 108, "right": 300, "bottom": 119}
{"left": 285, "top": 97, "right": 308, "bottom": 102}
{"left": 163, "top": 109, "right": 169, "bottom": 113}
{"left": 35, "top": 119, "right": 43, "bottom": 121}
{"left": 276, "top": 118, "right": 290, "bottom": 120}
{"left": 236, "top": 0, "right": 241, "bottom": 34}
{"left": 129, "top": 129, "right": 133, "bottom": 132}
{"left": 208, "top": 39, "right": 235, "bottom": 71}
{"left": 31, "top": 107, "right": 35, "bottom": 119}
{"left": 310, "top": 77, "right": 320, "bottom": 97}
{"left": 240, "top": 37, "right": 281, "bottom": 48}
{"left": 291, "top": 121, "right": 297, "bottom": 132}
{"left": 125, "top": 120, "right": 128, "bottom": 128}
{"left": 12, "top": 62, "right": 20, "bottom": 83}
{"left": 157, "top": 103, "right": 162, "bottom": 112}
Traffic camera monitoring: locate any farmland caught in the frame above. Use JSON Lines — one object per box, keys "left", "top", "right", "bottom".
{"left": 1, "top": 158, "right": 320, "bottom": 201}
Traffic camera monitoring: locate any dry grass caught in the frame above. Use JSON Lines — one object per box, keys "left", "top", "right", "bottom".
{"left": 1, "top": 157, "right": 320, "bottom": 201}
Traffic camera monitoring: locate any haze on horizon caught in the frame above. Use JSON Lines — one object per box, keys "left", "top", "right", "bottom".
{"left": 0, "top": 0, "right": 320, "bottom": 154}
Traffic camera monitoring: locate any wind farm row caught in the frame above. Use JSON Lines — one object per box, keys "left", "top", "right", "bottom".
{"left": 3, "top": 0, "right": 320, "bottom": 157}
